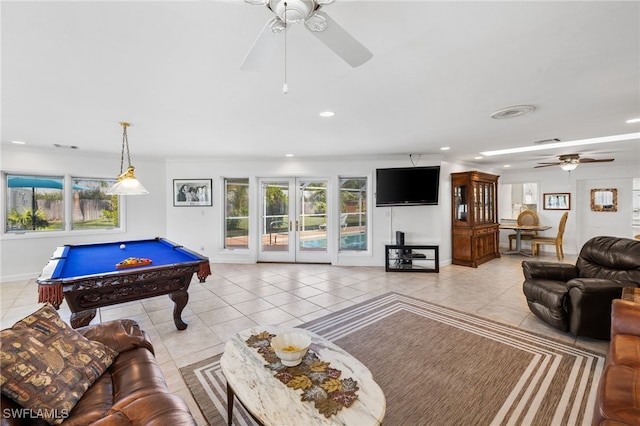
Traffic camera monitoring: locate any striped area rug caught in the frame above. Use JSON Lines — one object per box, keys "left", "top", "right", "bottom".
{"left": 180, "top": 292, "right": 605, "bottom": 426}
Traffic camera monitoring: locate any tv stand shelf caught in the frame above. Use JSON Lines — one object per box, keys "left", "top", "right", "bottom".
{"left": 385, "top": 245, "right": 439, "bottom": 273}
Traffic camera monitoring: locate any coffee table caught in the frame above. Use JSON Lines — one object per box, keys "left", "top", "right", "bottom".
{"left": 220, "top": 326, "right": 386, "bottom": 426}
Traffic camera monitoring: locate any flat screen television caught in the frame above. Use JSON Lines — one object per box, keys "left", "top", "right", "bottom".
{"left": 376, "top": 166, "right": 440, "bottom": 206}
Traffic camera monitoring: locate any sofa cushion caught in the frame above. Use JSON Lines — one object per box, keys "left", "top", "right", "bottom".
{"left": 0, "top": 304, "right": 118, "bottom": 425}
{"left": 609, "top": 334, "right": 640, "bottom": 369}
{"left": 595, "top": 365, "right": 640, "bottom": 424}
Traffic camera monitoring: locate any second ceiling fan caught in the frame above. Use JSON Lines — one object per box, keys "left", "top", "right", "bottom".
{"left": 535, "top": 154, "right": 614, "bottom": 171}
{"left": 241, "top": 0, "right": 373, "bottom": 71}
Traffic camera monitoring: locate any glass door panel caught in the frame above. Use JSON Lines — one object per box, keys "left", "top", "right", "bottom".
{"left": 297, "top": 180, "right": 328, "bottom": 258}
{"left": 260, "top": 180, "right": 292, "bottom": 261}
{"left": 258, "top": 178, "right": 330, "bottom": 263}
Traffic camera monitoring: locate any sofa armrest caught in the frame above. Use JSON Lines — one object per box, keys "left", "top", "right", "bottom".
{"left": 611, "top": 299, "right": 640, "bottom": 337}
{"left": 76, "top": 319, "right": 154, "bottom": 355}
{"left": 566, "top": 278, "right": 629, "bottom": 339}
{"left": 522, "top": 261, "right": 579, "bottom": 281}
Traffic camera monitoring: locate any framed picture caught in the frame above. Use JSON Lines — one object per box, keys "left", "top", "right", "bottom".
{"left": 543, "top": 193, "right": 570, "bottom": 210}
{"left": 591, "top": 188, "right": 617, "bottom": 212}
{"left": 173, "top": 179, "right": 212, "bottom": 207}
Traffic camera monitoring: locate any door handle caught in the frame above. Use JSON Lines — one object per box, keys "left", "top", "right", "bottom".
{"left": 296, "top": 220, "right": 299, "bottom": 231}
{"left": 289, "top": 221, "right": 293, "bottom": 231}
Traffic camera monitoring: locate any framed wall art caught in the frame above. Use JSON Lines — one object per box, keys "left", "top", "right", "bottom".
{"left": 591, "top": 188, "right": 617, "bottom": 212}
{"left": 543, "top": 193, "right": 570, "bottom": 210}
{"left": 173, "top": 179, "right": 212, "bottom": 207}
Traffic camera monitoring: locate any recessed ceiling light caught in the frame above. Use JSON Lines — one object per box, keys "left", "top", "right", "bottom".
{"left": 480, "top": 132, "right": 640, "bottom": 156}
{"left": 285, "top": 154, "right": 294, "bottom": 157}
{"left": 440, "top": 147, "right": 450, "bottom": 151}
{"left": 319, "top": 111, "right": 335, "bottom": 118}
{"left": 11, "top": 140, "right": 26, "bottom": 145}
{"left": 491, "top": 105, "right": 535, "bottom": 119}
{"left": 503, "top": 165, "right": 511, "bottom": 168}
{"left": 474, "top": 156, "right": 483, "bottom": 160}
{"left": 626, "top": 118, "right": 640, "bottom": 123}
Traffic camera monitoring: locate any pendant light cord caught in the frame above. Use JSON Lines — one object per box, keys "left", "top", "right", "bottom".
{"left": 119, "top": 122, "right": 131, "bottom": 175}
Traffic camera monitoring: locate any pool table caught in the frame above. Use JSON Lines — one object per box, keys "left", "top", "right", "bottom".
{"left": 36, "top": 237, "right": 211, "bottom": 330}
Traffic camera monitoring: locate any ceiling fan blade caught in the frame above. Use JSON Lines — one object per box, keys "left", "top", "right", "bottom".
{"left": 579, "top": 158, "right": 615, "bottom": 163}
{"left": 534, "top": 163, "right": 561, "bottom": 168}
{"left": 305, "top": 11, "right": 373, "bottom": 67}
{"left": 240, "top": 18, "right": 288, "bottom": 72}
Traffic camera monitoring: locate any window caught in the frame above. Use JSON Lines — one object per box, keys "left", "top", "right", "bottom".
{"left": 71, "top": 177, "right": 120, "bottom": 230}
{"left": 224, "top": 178, "right": 249, "bottom": 249}
{"left": 339, "top": 177, "right": 367, "bottom": 251}
{"left": 5, "top": 174, "right": 65, "bottom": 232}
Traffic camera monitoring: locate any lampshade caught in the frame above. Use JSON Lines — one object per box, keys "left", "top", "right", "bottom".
{"left": 106, "top": 122, "right": 149, "bottom": 195}
{"left": 561, "top": 163, "right": 578, "bottom": 171}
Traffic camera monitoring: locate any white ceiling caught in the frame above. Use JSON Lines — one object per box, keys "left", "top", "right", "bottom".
{"left": 2, "top": 0, "right": 639, "bottom": 171}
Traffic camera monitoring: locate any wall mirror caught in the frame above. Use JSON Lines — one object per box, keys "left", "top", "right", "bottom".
{"left": 591, "top": 188, "right": 618, "bottom": 212}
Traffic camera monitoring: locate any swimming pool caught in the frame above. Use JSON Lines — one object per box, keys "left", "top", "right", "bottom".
{"left": 300, "top": 233, "right": 367, "bottom": 250}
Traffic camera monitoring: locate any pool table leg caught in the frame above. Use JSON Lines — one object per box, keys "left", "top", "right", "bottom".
{"left": 70, "top": 309, "right": 96, "bottom": 329}
{"left": 169, "top": 290, "right": 189, "bottom": 330}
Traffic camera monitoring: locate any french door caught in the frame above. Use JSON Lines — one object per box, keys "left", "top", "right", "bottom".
{"left": 258, "top": 178, "right": 330, "bottom": 263}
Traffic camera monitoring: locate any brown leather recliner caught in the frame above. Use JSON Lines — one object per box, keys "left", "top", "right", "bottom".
{"left": 522, "top": 236, "right": 640, "bottom": 339}
{"left": 1, "top": 320, "right": 196, "bottom": 426}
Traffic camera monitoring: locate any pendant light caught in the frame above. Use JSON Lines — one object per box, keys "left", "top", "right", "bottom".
{"left": 106, "top": 122, "right": 149, "bottom": 195}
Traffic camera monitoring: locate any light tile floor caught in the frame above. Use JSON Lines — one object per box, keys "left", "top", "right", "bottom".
{"left": 0, "top": 252, "right": 610, "bottom": 425}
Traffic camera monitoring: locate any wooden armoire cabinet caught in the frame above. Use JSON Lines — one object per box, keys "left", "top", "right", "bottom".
{"left": 451, "top": 171, "right": 500, "bottom": 267}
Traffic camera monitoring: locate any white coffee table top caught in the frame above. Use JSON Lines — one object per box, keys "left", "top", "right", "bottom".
{"left": 220, "top": 325, "right": 386, "bottom": 426}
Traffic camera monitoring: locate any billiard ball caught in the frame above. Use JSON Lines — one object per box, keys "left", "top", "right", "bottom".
{"left": 120, "top": 244, "right": 126, "bottom": 249}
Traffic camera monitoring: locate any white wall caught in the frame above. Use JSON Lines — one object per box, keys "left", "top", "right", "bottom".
{"left": 2, "top": 143, "right": 637, "bottom": 281}
{"left": 498, "top": 162, "right": 639, "bottom": 256}
{"left": 1, "top": 145, "right": 166, "bottom": 281}
{"left": 165, "top": 156, "right": 462, "bottom": 268}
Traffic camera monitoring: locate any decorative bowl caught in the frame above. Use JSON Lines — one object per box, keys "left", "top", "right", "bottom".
{"left": 271, "top": 330, "right": 312, "bottom": 367}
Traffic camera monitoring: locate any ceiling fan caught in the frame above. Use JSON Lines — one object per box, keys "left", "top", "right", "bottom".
{"left": 534, "top": 154, "right": 614, "bottom": 171}
{"left": 241, "top": 0, "right": 373, "bottom": 71}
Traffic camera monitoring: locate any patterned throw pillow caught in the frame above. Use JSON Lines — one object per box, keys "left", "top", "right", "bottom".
{"left": 0, "top": 304, "right": 118, "bottom": 425}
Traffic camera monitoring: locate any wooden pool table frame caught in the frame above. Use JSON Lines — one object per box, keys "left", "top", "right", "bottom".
{"left": 37, "top": 239, "right": 211, "bottom": 330}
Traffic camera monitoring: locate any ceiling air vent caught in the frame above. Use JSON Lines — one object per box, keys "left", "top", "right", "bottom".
{"left": 53, "top": 144, "right": 79, "bottom": 149}
{"left": 491, "top": 105, "right": 535, "bottom": 119}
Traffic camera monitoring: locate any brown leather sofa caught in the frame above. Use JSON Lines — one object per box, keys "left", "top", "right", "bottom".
{"left": 1, "top": 319, "right": 196, "bottom": 426}
{"left": 522, "top": 236, "right": 640, "bottom": 339}
{"left": 592, "top": 299, "right": 640, "bottom": 425}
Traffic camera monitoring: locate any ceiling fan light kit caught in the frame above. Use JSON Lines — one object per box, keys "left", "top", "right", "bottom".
{"left": 535, "top": 153, "right": 614, "bottom": 171}
{"left": 242, "top": 0, "right": 373, "bottom": 73}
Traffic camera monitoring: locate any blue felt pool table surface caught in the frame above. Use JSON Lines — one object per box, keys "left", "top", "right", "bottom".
{"left": 50, "top": 238, "right": 205, "bottom": 279}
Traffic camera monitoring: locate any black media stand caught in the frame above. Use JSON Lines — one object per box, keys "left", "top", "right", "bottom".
{"left": 385, "top": 245, "right": 439, "bottom": 273}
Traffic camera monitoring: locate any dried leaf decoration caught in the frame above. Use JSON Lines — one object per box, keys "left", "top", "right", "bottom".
{"left": 246, "top": 331, "right": 359, "bottom": 418}
{"left": 341, "top": 378, "right": 359, "bottom": 392}
{"left": 310, "top": 361, "right": 330, "bottom": 372}
{"left": 245, "top": 331, "right": 275, "bottom": 348}
{"left": 320, "top": 378, "right": 342, "bottom": 393}
{"left": 301, "top": 386, "right": 328, "bottom": 403}
{"left": 333, "top": 391, "right": 358, "bottom": 408}
{"left": 275, "top": 371, "right": 294, "bottom": 384}
{"left": 316, "top": 398, "right": 343, "bottom": 418}
{"left": 326, "top": 367, "right": 341, "bottom": 379}
{"left": 287, "top": 375, "right": 312, "bottom": 390}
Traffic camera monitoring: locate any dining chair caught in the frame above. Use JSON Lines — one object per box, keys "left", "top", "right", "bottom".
{"left": 531, "top": 212, "right": 569, "bottom": 260}
{"left": 508, "top": 209, "right": 539, "bottom": 250}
